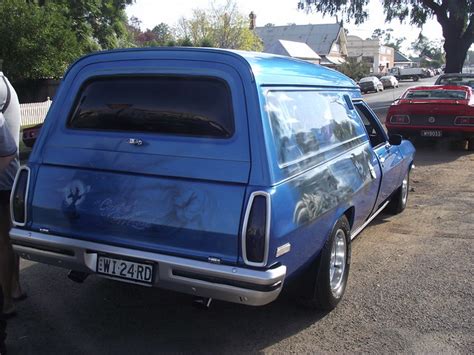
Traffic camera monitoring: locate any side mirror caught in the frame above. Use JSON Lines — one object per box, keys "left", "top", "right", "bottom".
{"left": 389, "top": 134, "right": 403, "bottom": 146}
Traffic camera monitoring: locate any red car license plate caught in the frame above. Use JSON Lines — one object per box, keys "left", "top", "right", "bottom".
{"left": 421, "top": 130, "right": 442, "bottom": 137}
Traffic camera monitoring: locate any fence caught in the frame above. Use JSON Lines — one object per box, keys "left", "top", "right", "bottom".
{"left": 19, "top": 98, "right": 52, "bottom": 127}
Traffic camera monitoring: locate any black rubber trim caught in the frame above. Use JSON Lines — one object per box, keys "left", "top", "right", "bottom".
{"left": 172, "top": 269, "right": 282, "bottom": 292}
{"left": 12, "top": 240, "right": 75, "bottom": 256}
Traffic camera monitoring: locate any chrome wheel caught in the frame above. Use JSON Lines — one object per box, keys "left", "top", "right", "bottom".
{"left": 329, "top": 229, "right": 347, "bottom": 297}
{"left": 401, "top": 173, "right": 409, "bottom": 205}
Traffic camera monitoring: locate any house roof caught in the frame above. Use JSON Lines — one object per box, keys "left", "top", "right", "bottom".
{"left": 255, "top": 23, "right": 343, "bottom": 56}
{"left": 267, "top": 40, "right": 321, "bottom": 60}
{"left": 394, "top": 51, "right": 412, "bottom": 63}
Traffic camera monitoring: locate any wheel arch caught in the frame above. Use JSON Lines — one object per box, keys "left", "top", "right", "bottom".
{"left": 343, "top": 207, "right": 355, "bottom": 230}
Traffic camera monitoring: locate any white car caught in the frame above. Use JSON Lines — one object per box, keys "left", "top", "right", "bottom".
{"left": 359, "top": 76, "right": 384, "bottom": 93}
{"left": 380, "top": 75, "right": 399, "bottom": 89}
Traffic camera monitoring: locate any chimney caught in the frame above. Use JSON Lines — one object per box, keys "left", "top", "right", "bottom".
{"left": 249, "top": 11, "right": 256, "bottom": 30}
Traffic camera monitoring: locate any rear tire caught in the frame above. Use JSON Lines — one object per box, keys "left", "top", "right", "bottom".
{"left": 387, "top": 170, "right": 410, "bottom": 214}
{"left": 413, "top": 76, "right": 419, "bottom": 82}
{"left": 297, "top": 216, "right": 351, "bottom": 310}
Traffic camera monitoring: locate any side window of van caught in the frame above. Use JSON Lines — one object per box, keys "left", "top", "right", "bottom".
{"left": 265, "top": 90, "right": 366, "bottom": 166}
{"left": 354, "top": 103, "right": 387, "bottom": 148}
{"left": 68, "top": 77, "right": 234, "bottom": 138}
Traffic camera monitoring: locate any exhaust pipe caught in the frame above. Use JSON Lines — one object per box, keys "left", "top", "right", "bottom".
{"left": 192, "top": 297, "right": 212, "bottom": 310}
{"left": 68, "top": 270, "right": 89, "bottom": 283}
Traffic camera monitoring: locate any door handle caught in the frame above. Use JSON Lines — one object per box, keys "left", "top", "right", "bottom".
{"left": 127, "top": 138, "right": 143, "bottom": 146}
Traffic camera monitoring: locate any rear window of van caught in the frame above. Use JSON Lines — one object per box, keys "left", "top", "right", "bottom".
{"left": 68, "top": 76, "right": 234, "bottom": 138}
{"left": 265, "top": 91, "right": 366, "bottom": 167}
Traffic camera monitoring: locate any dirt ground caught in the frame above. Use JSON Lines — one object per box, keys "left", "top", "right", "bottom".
{"left": 5, "top": 139, "right": 474, "bottom": 354}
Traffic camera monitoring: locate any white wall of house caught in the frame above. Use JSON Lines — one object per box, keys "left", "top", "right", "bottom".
{"left": 346, "top": 36, "right": 394, "bottom": 73}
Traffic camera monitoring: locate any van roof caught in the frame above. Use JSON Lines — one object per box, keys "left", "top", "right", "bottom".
{"left": 67, "top": 47, "right": 358, "bottom": 89}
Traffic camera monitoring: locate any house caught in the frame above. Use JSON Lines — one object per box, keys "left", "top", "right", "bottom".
{"left": 254, "top": 23, "right": 347, "bottom": 67}
{"left": 394, "top": 51, "right": 415, "bottom": 68}
{"left": 346, "top": 35, "right": 394, "bottom": 74}
{"left": 265, "top": 39, "right": 321, "bottom": 64}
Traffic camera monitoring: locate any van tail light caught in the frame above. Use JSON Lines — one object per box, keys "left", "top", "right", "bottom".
{"left": 454, "top": 116, "right": 474, "bottom": 126}
{"left": 242, "top": 192, "right": 271, "bottom": 267}
{"left": 389, "top": 115, "right": 410, "bottom": 125}
{"left": 10, "top": 167, "right": 30, "bottom": 226}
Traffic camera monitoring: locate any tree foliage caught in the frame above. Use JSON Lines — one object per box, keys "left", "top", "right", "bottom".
{"left": 337, "top": 57, "right": 371, "bottom": 81}
{"left": 0, "top": 0, "right": 82, "bottom": 80}
{"left": 299, "top": 0, "right": 474, "bottom": 73}
{"left": 0, "top": 0, "right": 134, "bottom": 80}
{"left": 411, "top": 33, "right": 445, "bottom": 67}
{"left": 370, "top": 28, "right": 406, "bottom": 52}
{"left": 28, "top": 0, "right": 134, "bottom": 51}
{"left": 175, "top": 0, "right": 263, "bottom": 51}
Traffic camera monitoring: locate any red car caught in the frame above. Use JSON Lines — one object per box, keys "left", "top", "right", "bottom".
{"left": 386, "top": 85, "right": 474, "bottom": 148}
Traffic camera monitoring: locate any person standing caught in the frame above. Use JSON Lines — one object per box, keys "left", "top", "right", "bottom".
{"left": 0, "top": 71, "right": 23, "bottom": 321}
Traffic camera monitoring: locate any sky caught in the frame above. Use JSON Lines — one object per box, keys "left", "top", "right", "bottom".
{"left": 126, "top": 0, "right": 445, "bottom": 55}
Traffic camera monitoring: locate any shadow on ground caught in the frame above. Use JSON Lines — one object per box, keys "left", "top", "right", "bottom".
{"left": 8, "top": 262, "right": 327, "bottom": 354}
{"left": 409, "top": 138, "right": 472, "bottom": 167}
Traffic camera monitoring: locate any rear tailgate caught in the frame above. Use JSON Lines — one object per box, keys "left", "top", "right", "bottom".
{"left": 28, "top": 58, "right": 252, "bottom": 265}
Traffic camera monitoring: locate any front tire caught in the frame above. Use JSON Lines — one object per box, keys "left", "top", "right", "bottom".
{"left": 298, "top": 216, "right": 351, "bottom": 310}
{"left": 387, "top": 170, "right": 410, "bottom": 214}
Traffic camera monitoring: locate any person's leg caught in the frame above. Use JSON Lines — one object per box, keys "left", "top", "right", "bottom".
{"left": 0, "top": 195, "right": 15, "bottom": 315}
{"left": 0, "top": 287, "right": 6, "bottom": 354}
{"left": 10, "top": 254, "right": 22, "bottom": 300}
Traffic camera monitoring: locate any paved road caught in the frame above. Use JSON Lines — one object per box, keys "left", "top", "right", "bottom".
{"left": 363, "top": 76, "right": 437, "bottom": 121}
{"left": 5, "top": 75, "right": 473, "bottom": 354}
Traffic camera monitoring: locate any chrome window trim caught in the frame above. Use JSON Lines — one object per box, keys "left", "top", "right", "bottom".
{"left": 454, "top": 116, "right": 474, "bottom": 126}
{"left": 10, "top": 166, "right": 31, "bottom": 227}
{"left": 241, "top": 191, "right": 271, "bottom": 267}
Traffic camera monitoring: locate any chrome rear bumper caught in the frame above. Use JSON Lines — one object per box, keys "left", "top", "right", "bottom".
{"left": 10, "top": 228, "right": 286, "bottom": 306}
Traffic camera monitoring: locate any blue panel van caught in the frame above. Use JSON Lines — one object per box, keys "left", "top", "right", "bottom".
{"left": 10, "top": 48, "right": 415, "bottom": 310}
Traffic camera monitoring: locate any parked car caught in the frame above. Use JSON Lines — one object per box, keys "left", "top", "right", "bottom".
{"left": 386, "top": 85, "right": 474, "bottom": 149}
{"left": 22, "top": 124, "right": 42, "bottom": 148}
{"left": 435, "top": 73, "right": 474, "bottom": 89}
{"left": 380, "top": 75, "right": 399, "bottom": 89}
{"left": 359, "top": 76, "right": 384, "bottom": 93}
{"left": 10, "top": 48, "right": 415, "bottom": 311}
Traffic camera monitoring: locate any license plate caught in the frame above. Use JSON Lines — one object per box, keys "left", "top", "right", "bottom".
{"left": 96, "top": 255, "right": 154, "bottom": 285}
{"left": 421, "top": 130, "right": 442, "bottom": 137}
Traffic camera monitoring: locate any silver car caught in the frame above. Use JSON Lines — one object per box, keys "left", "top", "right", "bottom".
{"left": 380, "top": 75, "right": 399, "bottom": 89}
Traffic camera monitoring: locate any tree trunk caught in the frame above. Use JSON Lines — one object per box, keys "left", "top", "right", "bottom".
{"left": 444, "top": 36, "right": 470, "bottom": 73}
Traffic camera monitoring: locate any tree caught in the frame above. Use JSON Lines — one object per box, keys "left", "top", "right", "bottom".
{"left": 28, "top": 0, "right": 135, "bottom": 51}
{"left": 337, "top": 57, "right": 371, "bottom": 81}
{"left": 411, "top": 33, "right": 445, "bottom": 67}
{"left": 152, "top": 23, "right": 174, "bottom": 46}
{"left": 175, "top": 0, "right": 263, "bottom": 51}
{"left": 0, "top": 0, "right": 82, "bottom": 80}
{"left": 299, "top": 0, "right": 474, "bottom": 73}
{"left": 371, "top": 28, "right": 406, "bottom": 51}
